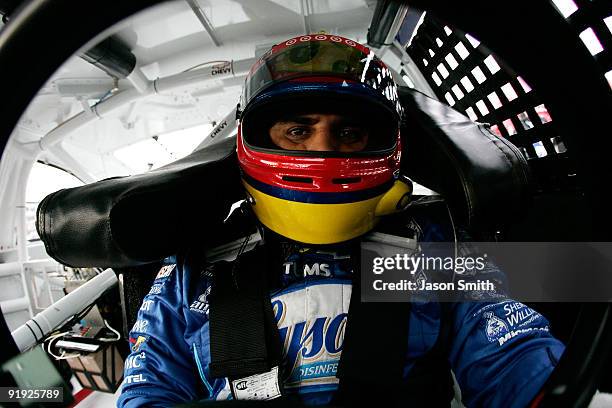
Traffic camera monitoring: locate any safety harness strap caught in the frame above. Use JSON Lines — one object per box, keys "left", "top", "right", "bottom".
{"left": 334, "top": 216, "right": 455, "bottom": 406}
{"left": 400, "top": 302, "right": 455, "bottom": 406}
{"left": 335, "top": 269, "right": 411, "bottom": 393}
{"left": 208, "top": 247, "right": 282, "bottom": 379}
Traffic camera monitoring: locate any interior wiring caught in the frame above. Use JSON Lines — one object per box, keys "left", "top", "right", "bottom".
{"left": 99, "top": 319, "right": 121, "bottom": 342}
{"left": 182, "top": 60, "right": 230, "bottom": 72}
{"left": 44, "top": 331, "right": 81, "bottom": 360}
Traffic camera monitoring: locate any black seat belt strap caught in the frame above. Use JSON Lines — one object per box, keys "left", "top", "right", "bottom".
{"left": 208, "top": 247, "right": 282, "bottom": 380}
{"left": 335, "top": 234, "right": 455, "bottom": 406}
{"left": 334, "top": 246, "right": 411, "bottom": 405}
{"left": 401, "top": 301, "right": 454, "bottom": 406}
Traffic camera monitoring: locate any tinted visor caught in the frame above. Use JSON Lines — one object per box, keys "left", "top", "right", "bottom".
{"left": 242, "top": 92, "right": 399, "bottom": 154}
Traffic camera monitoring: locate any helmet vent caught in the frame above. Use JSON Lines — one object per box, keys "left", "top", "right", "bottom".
{"left": 332, "top": 177, "right": 361, "bottom": 184}
{"left": 282, "top": 176, "right": 313, "bottom": 184}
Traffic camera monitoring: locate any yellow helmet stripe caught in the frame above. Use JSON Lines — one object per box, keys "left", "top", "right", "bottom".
{"left": 244, "top": 181, "right": 384, "bottom": 244}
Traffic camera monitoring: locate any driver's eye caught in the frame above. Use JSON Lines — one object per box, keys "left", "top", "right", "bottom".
{"left": 339, "top": 128, "right": 366, "bottom": 143}
{"left": 287, "top": 127, "right": 310, "bottom": 138}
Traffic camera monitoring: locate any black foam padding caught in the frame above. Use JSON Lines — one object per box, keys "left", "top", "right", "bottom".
{"left": 400, "top": 87, "right": 532, "bottom": 230}
{"left": 36, "top": 138, "right": 243, "bottom": 268}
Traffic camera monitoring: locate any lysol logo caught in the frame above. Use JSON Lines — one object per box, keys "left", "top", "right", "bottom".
{"left": 272, "top": 299, "right": 347, "bottom": 376}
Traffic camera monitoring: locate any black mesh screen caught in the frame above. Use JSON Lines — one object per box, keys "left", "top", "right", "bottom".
{"left": 404, "top": 10, "right": 604, "bottom": 192}
{"left": 565, "top": 0, "right": 611, "bottom": 77}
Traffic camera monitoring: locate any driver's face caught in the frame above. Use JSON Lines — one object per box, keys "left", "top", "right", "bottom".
{"left": 269, "top": 113, "right": 369, "bottom": 152}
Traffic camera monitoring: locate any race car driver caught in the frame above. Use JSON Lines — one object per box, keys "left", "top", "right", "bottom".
{"left": 117, "top": 34, "right": 565, "bottom": 407}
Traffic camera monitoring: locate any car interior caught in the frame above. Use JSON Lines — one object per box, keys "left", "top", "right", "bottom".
{"left": 0, "top": 0, "right": 610, "bottom": 406}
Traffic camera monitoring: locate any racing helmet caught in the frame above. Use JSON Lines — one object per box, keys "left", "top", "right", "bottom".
{"left": 237, "top": 34, "right": 412, "bottom": 244}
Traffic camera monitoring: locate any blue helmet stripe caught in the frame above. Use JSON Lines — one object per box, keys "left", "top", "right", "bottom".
{"left": 243, "top": 173, "right": 393, "bottom": 204}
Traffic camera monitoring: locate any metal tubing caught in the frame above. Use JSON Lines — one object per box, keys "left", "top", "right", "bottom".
{"left": 185, "top": 0, "right": 221, "bottom": 47}
{"left": 11, "top": 268, "right": 117, "bottom": 352}
{"left": 37, "top": 58, "right": 254, "bottom": 152}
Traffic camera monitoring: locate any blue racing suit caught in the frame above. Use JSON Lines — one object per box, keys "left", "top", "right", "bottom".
{"left": 117, "top": 219, "right": 564, "bottom": 407}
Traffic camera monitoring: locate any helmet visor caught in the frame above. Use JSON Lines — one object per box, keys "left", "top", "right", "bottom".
{"left": 241, "top": 94, "right": 399, "bottom": 155}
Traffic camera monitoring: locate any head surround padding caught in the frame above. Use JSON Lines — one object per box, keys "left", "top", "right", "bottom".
{"left": 399, "top": 87, "right": 532, "bottom": 230}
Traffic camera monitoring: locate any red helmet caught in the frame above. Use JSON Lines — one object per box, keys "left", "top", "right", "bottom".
{"left": 237, "top": 34, "right": 411, "bottom": 244}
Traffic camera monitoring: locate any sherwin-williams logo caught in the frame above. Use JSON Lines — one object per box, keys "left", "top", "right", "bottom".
{"left": 503, "top": 302, "right": 540, "bottom": 328}
{"left": 484, "top": 311, "right": 509, "bottom": 342}
{"left": 272, "top": 298, "right": 346, "bottom": 386}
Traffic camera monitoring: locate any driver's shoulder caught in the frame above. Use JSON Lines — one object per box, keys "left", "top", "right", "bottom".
{"left": 372, "top": 200, "right": 455, "bottom": 243}
{"left": 175, "top": 233, "right": 263, "bottom": 300}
